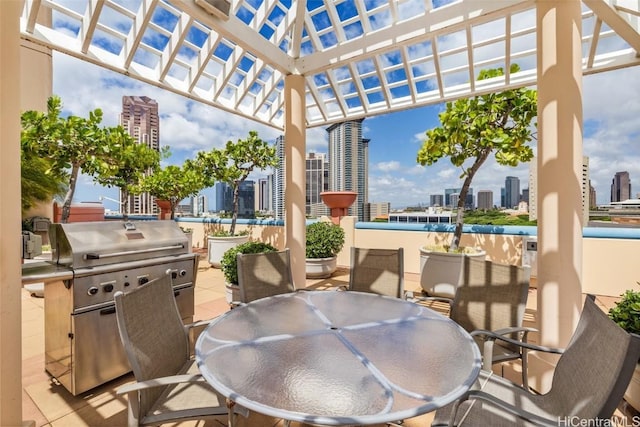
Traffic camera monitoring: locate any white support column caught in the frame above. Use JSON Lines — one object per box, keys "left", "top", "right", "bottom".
{"left": 0, "top": 1, "right": 25, "bottom": 425}
{"left": 284, "top": 75, "right": 306, "bottom": 288}
{"left": 531, "top": 0, "right": 584, "bottom": 392}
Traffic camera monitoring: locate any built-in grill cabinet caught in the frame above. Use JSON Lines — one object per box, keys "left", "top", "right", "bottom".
{"left": 22, "top": 220, "right": 198, "bottom": 395}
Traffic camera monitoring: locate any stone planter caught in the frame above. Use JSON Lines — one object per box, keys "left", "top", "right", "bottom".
{"left": 207, "top": 235, "right": 249, "bottom": 268}
{"left": 419, "top": 247, "right": 486, "bottom": 298}
{"left": 624, "top": 364, "right": 640, "bottom": 412}
{"left": 305, "top": 256, "right": 337, "bottom": 279}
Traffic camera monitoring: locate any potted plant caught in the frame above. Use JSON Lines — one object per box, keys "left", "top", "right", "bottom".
{"left": 138, "top": 159, "right": 206, "bottom": 220}
{"left": 305, "top": 221, "right": 346, "bottom": 278}
{"left": 220, "top": 241, "right": 277, "bottom": 305}
{"left": 609, "top": 284, "right": 640, "bottom": 411}
{"left": 416, "top": 64, "right": 537, "bottom": 297}
{"left": 193, "top": 131, "right": 278, "bottom": 267}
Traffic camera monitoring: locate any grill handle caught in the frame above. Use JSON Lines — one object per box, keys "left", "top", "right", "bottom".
{"left": 84, "top": 244, "right": 185, "bottom": 260}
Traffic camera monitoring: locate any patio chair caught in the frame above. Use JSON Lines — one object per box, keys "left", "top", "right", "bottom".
{"left": 348, "top": 247, "right": 405, "bottom": 298}
{"left": 114, "top": 274, "right": 248, "bottom": 427}
{"left": 236, "top": 248, "right": 295, "bottom": 303}
{"left": 431, "top": 294, "right": 640, "bottom": 426}
{"left": 414, "top": 257, "right": 533, "bottom": 388}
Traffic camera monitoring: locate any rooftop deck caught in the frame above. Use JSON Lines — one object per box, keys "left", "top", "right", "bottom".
{"left": 21, "top": 253, "right": 634, "bottom": 426}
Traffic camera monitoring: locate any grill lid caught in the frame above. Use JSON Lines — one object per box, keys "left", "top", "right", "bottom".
{"left": 50, "top": 220, "right": 190, "bottom": 268}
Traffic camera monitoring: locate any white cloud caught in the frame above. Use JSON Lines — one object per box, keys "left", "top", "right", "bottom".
{"left": 376, "top": 161, "right": 401, "bottom": 172}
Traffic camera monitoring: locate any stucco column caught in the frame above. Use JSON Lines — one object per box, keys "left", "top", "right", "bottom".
{"left": 531, "top": 0, "right": 583, "bottom": 392}
{"left": 284, "top": 74, "right": 306, "bottom": 288}
{"left": 0, "top": 1, "right": 24, "bottom": 425}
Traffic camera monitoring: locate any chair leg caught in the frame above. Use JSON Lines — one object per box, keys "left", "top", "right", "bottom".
{"left": 226, "top": 398, "right": 236, "bottom": 427}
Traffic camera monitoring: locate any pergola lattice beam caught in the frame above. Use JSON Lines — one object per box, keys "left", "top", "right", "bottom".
{"left": 584, "top": 0, "right": 640, "bottom": 53}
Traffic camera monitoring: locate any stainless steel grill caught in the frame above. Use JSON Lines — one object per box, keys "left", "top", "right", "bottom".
{"left": 22, "top": 220, "right": 198, "bottom": 395}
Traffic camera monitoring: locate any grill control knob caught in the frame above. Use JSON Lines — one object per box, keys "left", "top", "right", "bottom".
{"left": 138, "top": 277, "right": 149, "bottom": 286}
{"left": 88, "top": 287, "right": 99, "bottom": 296}
{"left": 170, "top": 271, "right": 178, "bottom": 280}
{"left": 179, "top": 270, "right": 187, "bottom": 277}
{"left": 103, "top": 284, "right": 114, "bottom": 293}
{"left": 124, "top": 282, "right": 130, "bottom": 287}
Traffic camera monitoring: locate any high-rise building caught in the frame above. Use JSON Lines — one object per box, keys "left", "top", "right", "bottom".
{"left": 257, "top": 178, "right": 270, "bottom": 213}
{"left": 120, "top": 95, "right": 159, "bottom": 215}
{"left": 367, "top": 202, "right": 390, "bottom": 221}
{"left": 215, "top": 181, "right": 255, "bottom": 218}
{"left": 611, "top": 171, "right": 631, "bottom": 202}
{"left": 272, "top": 135, "right": 286, "bottom": 220}
{"left": 306, "top": 152, "right": 329, "bottom": 216}
{"left": 196, "top": 194, "right": 208, "bottom": 216}
{"left": 589, "top": 182, "right": 597, "bottom": 209}
{"left": 444, "top": 188, "right": 473, "bottom": 209}
{"left": 430, "top": 194, "right": 444, "bottom": 207}
{"left": 327, "top": 119, "right": 368, "bottom": 221}
{"left": 477, "top": 190, "right": 493, "bottom": 210}
{"left": 529, "top": 156, "right": 590, "bottom": 224}
{"left": 504, "top": 176, "right": 520, "bottom": 209}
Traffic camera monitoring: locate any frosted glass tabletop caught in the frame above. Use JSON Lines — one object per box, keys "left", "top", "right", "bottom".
{"left": 195, "top": 291, "right": 481, "bottom": 426}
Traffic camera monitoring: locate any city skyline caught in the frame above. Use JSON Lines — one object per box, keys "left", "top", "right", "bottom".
{"left": 51, "top": 53, "right": 640, "bottom": 211}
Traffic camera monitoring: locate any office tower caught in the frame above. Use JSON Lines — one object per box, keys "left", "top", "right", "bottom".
{"left": 306, "top": 152, "right": 329, "bottom": 215}
{"left": 215, "top": 183, "right": 232, "bottom": 212}
{"left": 257, "top": 178, "right": 270, "bottom": 212}
{"left": 444, "top": 188, "right": 473, "bottom": 209}
{"left": 529, "top": 156, "right": 590, "bottom": 224}
{"left": 589, "top": 182, "right": 596, "bottom": 209}
{"left": 120, "top": 96, "right": 159, "bottom": 215}
{"left": 504, "top": 176, "right": 520, "bottom": 209}
{"left": 366, "top": 202, "right": 390, "bottom": 221}
{"left": 197, "top": 194, "right": 208, "bottom": 216}
{"left": 215, "top": 181, "right": 255, "bottom": 218}
{"left": 611, "top": 171, "right": 631, "bottom": 202}
{"left": 444, "top": 188, "right": 459, "bottom": 208}
{"left": 521, "top": 188, "right": 529, "bottom": 204}
{"left": 477, "top": 190, "right": 493, "bottom": 210}
{"left": 430, "top": 194, "right": 444, "bottom": 207}
{"left": 272, "top": 135, "right": 286, "bottom": 220}
{"left": 327, "top": 119, "right": 368, "bottom": 221}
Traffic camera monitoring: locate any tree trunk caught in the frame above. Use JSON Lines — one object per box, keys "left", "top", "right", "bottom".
{"left": 61, "top": 163, "right": 81, "bottom": 223}
{"left": 230, "top": 182, "right": 240, "bottom": 236}
{"left": 121, "top": 189, "right": 129, "bottom": 221}
{"left": 450, "top": 148, "right": 492, "bottom": 252}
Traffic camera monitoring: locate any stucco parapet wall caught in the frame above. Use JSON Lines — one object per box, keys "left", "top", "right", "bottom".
{"left": 357, "top": 222, "right": 640, "bottom": 240}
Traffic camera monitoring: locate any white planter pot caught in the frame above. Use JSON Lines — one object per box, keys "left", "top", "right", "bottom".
{"left": 207, "top": 235, "right": 249, "bottom": 268}
{"left": 624, "top": 363, "right": 640, "bottom": 412}
{"left": 184, "top": 232, "right": 193, "bottom": 253}
{"left": 419, "top": 248, "right": 486, "bottom": 298}
{"left": 305, "top": 257, "right": 337, "bottom": 279}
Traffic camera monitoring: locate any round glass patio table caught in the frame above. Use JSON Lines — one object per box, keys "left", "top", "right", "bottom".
{"left": 195, "top": 290, "right": 481, "bottom": 426}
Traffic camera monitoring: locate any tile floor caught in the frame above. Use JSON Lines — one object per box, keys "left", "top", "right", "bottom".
{"left": 20, "top": 253, "right": 635, "bottom": 426}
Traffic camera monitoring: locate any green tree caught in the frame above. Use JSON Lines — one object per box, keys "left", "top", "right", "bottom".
{"left": 21, "top": 149, "right": 67, "bottom": 215}
{"left": 417, "top": 64, "right": 537, "bottom": 251}
{"left": 194, "top": 131, "right": 278, "bottom": 235}
{"left": 21, "top": 95, "right": 109, "bottom": 223}
{"left": 138, "top": 161, "right": 207, "bottom": 220}
{"left": 92, "top": 127, "right": 161, "bottom": 219}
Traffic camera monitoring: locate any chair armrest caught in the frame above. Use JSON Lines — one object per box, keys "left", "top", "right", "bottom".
{"left": 471, "top": 329, "right": 564, "bottom": 354}
{"left": 489, "top": 326, "right": 538, "bottom": 337}
{"left": 460, "top": 390, "right": 558, "bottom": 427}
{"left": 117, "top": 374, "right": 205, "bottom": 395}
{"left": 408, "top": 293, "right": 453, "bottom": 306}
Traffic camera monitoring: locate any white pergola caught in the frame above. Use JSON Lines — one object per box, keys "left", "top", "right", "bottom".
{"left": 17, "top": 0, "right": 640, "bottom": 129}
{"left": 2, "top": 0, "right": 640, "bottom": 424}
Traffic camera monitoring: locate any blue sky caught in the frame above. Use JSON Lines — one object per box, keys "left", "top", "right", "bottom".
{"left": 53, "top": 52, "right": 640, "bottom": 211}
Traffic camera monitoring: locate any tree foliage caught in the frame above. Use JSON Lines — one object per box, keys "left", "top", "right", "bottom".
{"left": 92, "top": 127, "right": 161, "bottom": 219}
{"left": 22, "top": 96, "right": 114, "bottom": 222}
{"left": 138, "top": 160, "right": 206, "bottom": 220}
{"left": 193, "top": 131, "right": 278, "bottom": 235}
{"left": 417, "top": 65, "right": 537, "bottom": 251}
{"left": 21, "top": 149, "right": 67, "bottom": 215}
